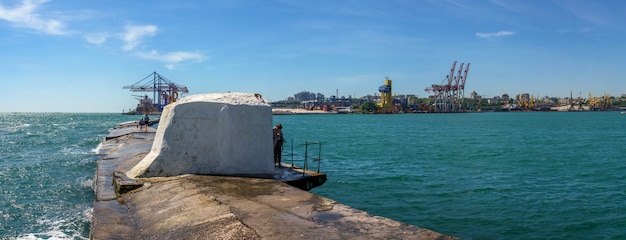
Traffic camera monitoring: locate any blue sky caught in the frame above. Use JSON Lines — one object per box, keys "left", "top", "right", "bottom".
{"left": 0, "top": 0, "right": 624, "bottom": 112}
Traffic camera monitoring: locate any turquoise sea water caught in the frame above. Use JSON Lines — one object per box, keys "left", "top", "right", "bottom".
{"left": 0, "top": 113, "right": 139, "bottom": 239}
{"left": 276, "top": 112, "right": 626, "bottom": 240}
{"left": 1, "top": 112, "right": 625, "bottom": 239}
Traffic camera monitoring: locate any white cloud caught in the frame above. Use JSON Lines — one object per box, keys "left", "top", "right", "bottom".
{"left": 85, "top": 24, "right": 204, "bottom": 69}
{"left": 137, "top": 50, "right": 205, "bottom": 62}
{"left": 121, "top": 24, "right": 157, "bottom": 51}
{"left": 475, "top": 30, "right": 516, "bottom": 39}
{"left": 84, "top": 32, "right": 108, "bottom": 44}
{"left": 136, "top": 50, "right": 206, "bottom": 69}
{"left": 0, "top": 0, "right": 66, "bottom": 35}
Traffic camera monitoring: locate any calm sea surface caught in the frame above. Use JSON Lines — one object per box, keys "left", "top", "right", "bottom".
{"left": 1, "top": 112, "right": 625, "bottom": 239}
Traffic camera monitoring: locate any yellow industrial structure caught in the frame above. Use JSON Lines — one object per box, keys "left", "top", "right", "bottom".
{"left": 378, "top": 77, "right": 394, "bottom": 112}
{"left": 587, "top": 92, "right": 612, "bottom": 109}
{"left": 510, "top": 91, "right": 615, "bottom": 111}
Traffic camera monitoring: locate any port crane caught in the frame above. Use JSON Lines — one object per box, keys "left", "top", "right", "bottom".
{"left": 123, "top": 72, "right": 189, "bottom": 113}
{"left": 425, "top": 61, "right": 470, "bottom": 112}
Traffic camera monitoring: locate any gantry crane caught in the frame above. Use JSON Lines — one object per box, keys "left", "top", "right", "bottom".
{"left": 425, "top": 61, "right": 470, "bottom": 112}
{"left": 123, "top": 72, "right": 189, "bottom": 113}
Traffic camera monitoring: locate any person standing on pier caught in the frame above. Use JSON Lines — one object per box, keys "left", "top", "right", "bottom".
{"left": 143, "top": 114, "right": 150, "bottom": 131}
{"left": 273, "top": 124, "right": 284, "bottom": 167}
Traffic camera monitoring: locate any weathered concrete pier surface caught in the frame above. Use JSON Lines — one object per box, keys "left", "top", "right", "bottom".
{"left": 91, "top": 92, "right": 456, "bottom": 239}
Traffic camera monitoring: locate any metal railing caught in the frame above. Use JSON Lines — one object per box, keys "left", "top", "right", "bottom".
{"left": 284, "top": 139, "right": 322, "bottom": 176}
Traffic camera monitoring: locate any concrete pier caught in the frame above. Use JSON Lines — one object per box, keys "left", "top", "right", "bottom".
{"left": 91, "top": 124, "right": 456, "bottom": 239}
{"left": 92, "top": 92, "right": 456, "bottom": 239}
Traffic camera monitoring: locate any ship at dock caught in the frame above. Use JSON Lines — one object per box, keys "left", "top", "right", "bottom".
{"left": 122, "top": 72, "right": 188, "bottom": 115}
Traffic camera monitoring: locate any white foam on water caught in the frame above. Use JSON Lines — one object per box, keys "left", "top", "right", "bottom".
{"left": 61, "top": 146, "right": 84, "bottom": 156}
{"left": 15, "top": 221, "right": 80, "bottom": 240}
{"left": 80, "top": 178, "right": 95, "bottom": 191}
{"left": 14, "top": 208, "right": 92, "bottom": 240}
{"left": 1, "top": 210, "right": 12, "bottom": 222}
{"left": 2, "top": 123, "right": 33, "bottom": 133}
{"left": 90, "top": 142, "right": 103, "bottom": 154}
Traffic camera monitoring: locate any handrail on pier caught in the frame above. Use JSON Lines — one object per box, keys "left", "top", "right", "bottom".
{"left": 285, "top": 139, "right": 322, "bottom": 175}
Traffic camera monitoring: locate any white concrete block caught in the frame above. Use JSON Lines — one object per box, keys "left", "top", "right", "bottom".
{"left": 127, "top": 92, "right": 274, "bottom": 178}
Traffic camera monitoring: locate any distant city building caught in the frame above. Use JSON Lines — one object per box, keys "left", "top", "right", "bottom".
{"left": 294, "top": 91, "right": 324, "bottom": 101}
{"left": 361, "top": 94, "right": 378, "bottom": 102}
{"left": 277, "top": 86, "right": 626, "bottom": 112}
{"left": 501, "top": 93, "right": 510, "bottom": 101}
{"left": 294, "top": 91, "right": 315, "bottom": 101}
{"left": 549, "top": 97, "right": 558, "bottom": 104}
{"left": 487, "top": 97, "right": 499, "bottom": 104}
{"left": 316, "top": 93, "right": 325, "bottom": 102}
{"left": 470, "top": 91, "right": 481, "bottom": 99}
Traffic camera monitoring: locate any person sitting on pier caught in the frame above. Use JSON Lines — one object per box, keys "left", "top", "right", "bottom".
{"left": 273, "top": 124, "right": 284, "bottom": 167}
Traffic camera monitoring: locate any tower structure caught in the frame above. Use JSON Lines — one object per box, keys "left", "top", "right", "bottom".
{"left": 378, "top": 77, "right": 393, "bottom": 112}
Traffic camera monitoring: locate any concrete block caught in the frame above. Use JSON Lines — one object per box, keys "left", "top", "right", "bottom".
{"left": 127, "top": 92, "right": 274, "bottom": 178}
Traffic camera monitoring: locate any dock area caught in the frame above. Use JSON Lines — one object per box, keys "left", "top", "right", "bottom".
{"left": 91, "top": 123, "right": 456, "bottom": 239}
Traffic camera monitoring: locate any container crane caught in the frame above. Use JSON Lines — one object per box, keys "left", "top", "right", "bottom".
{"left": 123, "top": 72, "right": 189, "bottom": 113}
{"left": 459, "top": 62, "right": 470, "bottom": 107}
{"left": 424, "top": 61, "right": 470, "bottom": 112}
{"left": 452, "top": 62, "right": 464, "bottom": 111}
